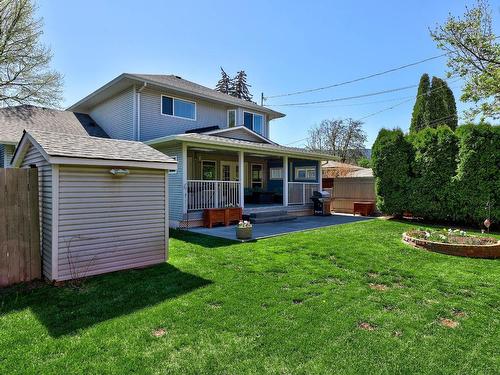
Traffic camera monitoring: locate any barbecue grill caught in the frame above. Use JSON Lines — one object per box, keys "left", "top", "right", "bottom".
{"left": 310, "top": 191, "right": 332, "bottom": 216}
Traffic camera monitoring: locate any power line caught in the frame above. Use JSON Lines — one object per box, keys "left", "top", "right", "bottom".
{"left": 267, "top": 84, "right": 419, "bottom": 107}
{"left": 265, "top": 53, "right": 447, "bottom": 99}
{"left": 284, "top": 78, "right": 462, "bottom": 146}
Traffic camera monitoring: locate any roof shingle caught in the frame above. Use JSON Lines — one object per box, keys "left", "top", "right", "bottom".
{"left": 26, "top": 129, "right": 175, "bottom": 164}
{"left": 0, "top": 105, "right": 109, "bottom": 144}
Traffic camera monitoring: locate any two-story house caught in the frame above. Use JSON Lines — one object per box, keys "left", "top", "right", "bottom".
{"left": 2, "top": 73, "right": 331, "bottom": 228}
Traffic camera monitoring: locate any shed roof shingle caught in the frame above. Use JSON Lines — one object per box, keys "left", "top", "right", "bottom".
{"left": 26, "top": 129, "right": 175, "bottom": 164}
{"left": 0, "top": 105, "right": 109, "bottom": 144}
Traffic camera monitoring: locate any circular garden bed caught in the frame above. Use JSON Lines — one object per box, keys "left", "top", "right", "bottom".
{"left": 403, "top": 229, "right": 500, "bottom": 259}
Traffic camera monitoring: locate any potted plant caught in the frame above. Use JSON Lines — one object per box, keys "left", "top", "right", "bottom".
{"left": 236, "top": 220, "right": 253, "bottom": 240}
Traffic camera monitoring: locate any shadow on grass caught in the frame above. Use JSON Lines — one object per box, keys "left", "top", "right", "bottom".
{"left": 0, "top": 263, "right": 211, "bottom": 337}
{"left": 170, "top": 228, "right": 239, "bottom": 248}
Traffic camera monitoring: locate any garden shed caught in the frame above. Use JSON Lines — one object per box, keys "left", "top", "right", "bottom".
{"left": 11, "top": 130, "right": 177, "bottom": 282}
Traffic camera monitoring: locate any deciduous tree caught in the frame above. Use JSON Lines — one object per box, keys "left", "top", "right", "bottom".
{"left": 0, "top": 0, "right": 63, "bottom": 107}
{"left": 430, "top": 0, "right": 499, "bottom": 120}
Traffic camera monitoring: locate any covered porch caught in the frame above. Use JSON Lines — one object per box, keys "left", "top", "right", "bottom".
{"left": 185, "top": 146, "right": 322, "bottom": 212}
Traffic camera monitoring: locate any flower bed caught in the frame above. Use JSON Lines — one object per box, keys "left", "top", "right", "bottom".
{"left": 403, "top": 229, "right": 500, "bottom": 259}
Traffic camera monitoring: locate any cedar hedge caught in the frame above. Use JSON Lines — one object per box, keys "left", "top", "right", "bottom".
{"left": 372, "top": 123, "right": 499, "bottom": 226}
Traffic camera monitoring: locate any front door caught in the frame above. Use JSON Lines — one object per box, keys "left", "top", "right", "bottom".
{"left": 220, "top": 161, "right": 239, "bottom": 181}
{"left": 251, "top": 163, "right": 263, "bottom": 188}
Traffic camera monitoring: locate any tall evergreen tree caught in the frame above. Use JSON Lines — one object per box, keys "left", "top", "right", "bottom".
{"left": 410, "top": 74, "right": 430, "bottom": 133}
{"left": 232, "top": 71, "right": 253, "bottom": 101}
{"left": 444, "top": 83, "right": 458, "bottom": 130}
{"left": 215, "top": 67, "right": 232, "bottom": 94}
{"left": 428, "top": 77, "right": 450, "bottom": 128}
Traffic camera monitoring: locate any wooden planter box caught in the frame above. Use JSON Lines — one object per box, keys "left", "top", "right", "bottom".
{"left": 353, "top": 201, "right": 375, "bottom": 216}
{"left": 203, "top": 207, "right": 242, "bottom": 228}
{"left": 236, "top": 226, "right": 253, "bottom": 240}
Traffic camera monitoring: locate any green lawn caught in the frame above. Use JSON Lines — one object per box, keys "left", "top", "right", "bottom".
{"left": 1, "top": 219, "right": 499, "bottom": 374}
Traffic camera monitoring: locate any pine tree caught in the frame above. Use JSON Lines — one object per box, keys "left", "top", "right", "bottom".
{"left": 215, "top": 67, "right": 232, "bottom": 94}
{"left": 410, "top": 74, "right": 430, "bottom": 133}
{"left": 444, "top": 82, "right": 458, "bottom": 130}
{"left": 428, "top": 77, "right": 450, "bottom": 128}
{"left": 232, "top": 71, "right": 253, "bottom": 101}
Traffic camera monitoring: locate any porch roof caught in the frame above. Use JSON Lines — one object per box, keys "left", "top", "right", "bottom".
{"left": 146, "top": 133, "right": 334, "bottom": 160}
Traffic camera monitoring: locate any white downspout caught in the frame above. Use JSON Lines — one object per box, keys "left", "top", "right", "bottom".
{"left": 136, "top": 82, "right": 147, "bottom": 141}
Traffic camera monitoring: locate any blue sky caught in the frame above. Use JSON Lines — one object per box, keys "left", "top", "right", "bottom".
{"left": 38, "top": 0, "right": 498, "bottom": 148}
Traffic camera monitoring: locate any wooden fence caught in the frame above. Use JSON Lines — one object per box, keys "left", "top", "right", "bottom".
{"left": 0, "top": 168, "right": 41, "bottom": 287}
{"left": 328, "top": 177, "right": 376, "bottom": 214}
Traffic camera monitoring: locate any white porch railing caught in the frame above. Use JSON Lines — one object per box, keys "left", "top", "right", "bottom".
{"left": 187, "top": 180, "right": 241, "bottom": 211}
{"left": 288, "top": 182, "right": 320, "bottom": 205}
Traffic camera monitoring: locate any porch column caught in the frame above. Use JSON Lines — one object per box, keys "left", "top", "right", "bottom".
{"left": 283, "top": 155, "right": 288, "bottom": 206}
{"left": 238, "top": 150, "right": 245, "bottom": 208}
{"left": 318, "top": 160, "right": 323, "bottom": 191}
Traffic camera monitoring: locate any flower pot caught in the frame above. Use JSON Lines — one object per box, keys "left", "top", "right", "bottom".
{"left": 236, "top": 226, "right": 252, "bottom": 240}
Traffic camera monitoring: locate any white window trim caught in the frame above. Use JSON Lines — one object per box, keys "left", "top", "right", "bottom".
{"left": 161, "top": 94, "right": 197, "bottom": 121}
{"left": 269, "top": 167, "right": 283, "bottom": 180}
{"left": 227, "top": 109, "right": 237, "bottom": 128}
{"left": 201, "top": 159, "right": 217, "bottom": 180}
{"left": 294, "top": 166, "right": 317, "bottom": 181}
{"left": 243, "top": 111, "right": 264, "bottom": 134}
{"left": 250, "top": 163, "right": 264, "bottom": 188}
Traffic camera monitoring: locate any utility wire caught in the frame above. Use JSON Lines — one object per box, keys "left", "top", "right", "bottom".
{"left": 265, "top": 53, "right": 447, "bottom": 99}
{"left": 284, "top": 78, "right": 462, "bottom": 146}
{"left": 267, "top": 84, "right": 419, "bottom": 107}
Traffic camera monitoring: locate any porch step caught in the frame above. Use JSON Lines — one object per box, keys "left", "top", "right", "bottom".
{"left": 249, "top": 210, "right": 288, "bottom": 218}
{"left": 248, "top": 210, "right": 297, "bottom": 224}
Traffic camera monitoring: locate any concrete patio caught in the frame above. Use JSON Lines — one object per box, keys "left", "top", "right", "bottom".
{"left": 187, "top": 214, "right": 374, "bottom": 241}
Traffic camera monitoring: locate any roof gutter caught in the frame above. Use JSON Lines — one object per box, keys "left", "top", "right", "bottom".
{"left": 135, "top": 82, "right": 147, "bottom": 141}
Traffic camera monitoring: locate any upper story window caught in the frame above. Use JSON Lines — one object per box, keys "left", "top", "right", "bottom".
{"left": 227, "top": 109, "right": 236, "bottom": 127}
{"left": 243, "top": 111, "right": 264, "bottom": 134}
{"left": 161, "top": 95, "right": 196, "bottom": 120}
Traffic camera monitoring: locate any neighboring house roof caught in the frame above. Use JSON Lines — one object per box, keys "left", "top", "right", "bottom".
{"left": 67, "top": 73, "right": 285, "bottom": 120}
{"left": 12, "top": 130, "right": 177, "bottom": 170}
{"left": 145, "top": 132, "right": 333, "bottom": 160}
{"left": 0, "top": 105, "right": 109, "bottom": 145}
{"left": 322, "top": 160, "right": 364, "bottom": 171}
{"left": 343, "top": 168, "right": 373, "bottom": 178}
{"left": 204, "top": 126, "right": 276, "bottom": 145}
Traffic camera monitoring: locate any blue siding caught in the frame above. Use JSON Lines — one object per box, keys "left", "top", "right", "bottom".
{"left": 290, "top": 158, "right": 320, "bottom": 183}
{"left": 155, "top": 142, "right": 184, "bottom": 226}
{"left": 139, "top": 87, "right": 269, "bottom": 141}
{"left": 89, "top": 88, "right": 135, "bottom": 140}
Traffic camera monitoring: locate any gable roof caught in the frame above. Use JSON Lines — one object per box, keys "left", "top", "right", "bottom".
{"left": 146, "top": 132, "right": 333, "bottom": 160}
{"left": 0, "top": 105, "right": 109, "bottom": 145}
{"left": 12, "top": 130, "right": 177, "bottom": 170}
{"left": 67, "top": 73, "right": 285, "bottom": 120}
{"left": 204, "top": 126, "right": 276, "bottom": 145}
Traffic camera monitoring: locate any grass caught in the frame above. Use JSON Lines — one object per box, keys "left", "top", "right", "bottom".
{"left": 1, "top": 219, "right": 499, "bottom": 374}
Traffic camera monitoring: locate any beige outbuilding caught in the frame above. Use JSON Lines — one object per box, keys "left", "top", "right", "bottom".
{"left": 11, "top": 130, "right": 177, "bottom": 282}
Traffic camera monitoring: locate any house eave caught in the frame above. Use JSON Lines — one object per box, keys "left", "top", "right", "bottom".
{"left": 146, "top": 135, "right": 332, "bottom": 160}
{"left": 67, "top": 73, "right": 285, "bottom": 119}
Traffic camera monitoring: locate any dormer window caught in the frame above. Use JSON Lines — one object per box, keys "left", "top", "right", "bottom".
{"left": 161, "top": 95, "right": 196, "bottom": 120}
{"left": 243, "top": 111, "right": 264, "bottom": 134}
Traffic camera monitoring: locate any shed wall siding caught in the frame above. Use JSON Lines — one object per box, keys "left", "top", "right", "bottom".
{"left": 56, "top": 166, "right": 167, "bottom": 280}
{"left": 89, "top": 88, "right": 135, "bottom": 140}
{"left": 155, "top": 143, "right": 184, "bottom": 225}
{"left": 20, "top": 145, "right": 53, "bottom": 279}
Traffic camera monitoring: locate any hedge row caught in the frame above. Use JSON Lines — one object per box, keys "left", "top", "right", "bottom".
{"left": 372, "top": 124, "right": 499, "bottom": 226}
